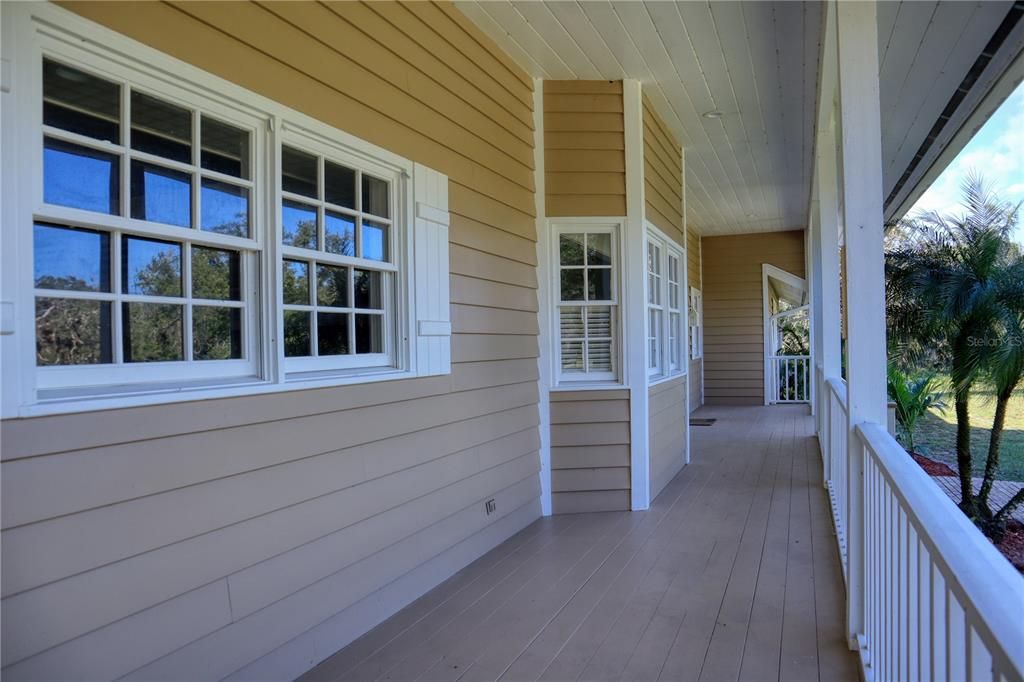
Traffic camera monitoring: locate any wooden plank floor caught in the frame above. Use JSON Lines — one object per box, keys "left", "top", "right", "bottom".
{"left": 301, "top": 405, "right": 858, "bottom": 682}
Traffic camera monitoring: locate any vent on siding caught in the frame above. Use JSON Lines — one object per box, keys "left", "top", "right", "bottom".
{"left": 885, "top": 2, "right": 1024, "bottom": 212}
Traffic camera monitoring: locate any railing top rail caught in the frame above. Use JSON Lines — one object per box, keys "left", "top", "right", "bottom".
{"left": 769, "top": 354, "right": 811, "bottom": 359}
{"left": 825, "top": 375, "right": 847, "bottom": 408}
{"left": 856, "top": 422, "right": 1024, "bottom": 677}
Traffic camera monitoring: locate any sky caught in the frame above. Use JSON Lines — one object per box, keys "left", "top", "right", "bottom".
{"left": 908, "top": 81, "right": 1024, "bottom": 245}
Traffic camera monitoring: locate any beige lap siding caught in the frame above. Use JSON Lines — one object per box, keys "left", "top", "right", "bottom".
{"left": 687, "top": 229, "right": 703, "bottom": 411}
{"left": 649, "top": 376, "right": 688, "bottom": 501}
{"left": 550, "top": 390, "right": 631, "bottom": 513}
{"left": 701, "top": 230, "right": 806, "bottom": 406}
{"left": 642, "top": 94, "right": 685, "bottom": 245}
{"left": 1, "top": 2, "right": 542, "bottom": 680}
{"left": 543, "top": 80, "right": 626, "bottom": 217}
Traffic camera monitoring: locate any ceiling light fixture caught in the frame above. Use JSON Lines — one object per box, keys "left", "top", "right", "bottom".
{"left": 702, "top": 110, "right": 724, "bottom": 119}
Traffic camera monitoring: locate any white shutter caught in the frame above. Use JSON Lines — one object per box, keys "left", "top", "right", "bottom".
{"left": 412, "top": 163, "right": 451, "bottom": 376}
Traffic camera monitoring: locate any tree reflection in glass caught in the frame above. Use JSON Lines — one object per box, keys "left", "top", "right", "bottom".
{"left": 123, "top": 302, "right": 183, "bottom": 362}
{"left": 35, "top": 298, "right": 112, "bottom": 365}
{"left": 122, "top": 236, "right": 181, "bottom": 297}
{"left": 282, "top": 201, "right": 317, "bottom": 249}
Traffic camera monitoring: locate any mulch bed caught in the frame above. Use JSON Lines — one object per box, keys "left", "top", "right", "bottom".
{"left": 908, "top": 452, "right": 957, "bottom": 477}
{"left": 994, "top": 521, "right": 1024, "bottom": 572}
{"left": 908, "top": 450, "right": 1024, "bottom": 572}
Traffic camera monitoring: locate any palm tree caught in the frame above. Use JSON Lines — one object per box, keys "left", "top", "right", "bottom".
{"left": 887, "top": 174, "right": 1023, "bottom": 540}
{"left": 886, "top": 363, "right": 946, "bottom": 454}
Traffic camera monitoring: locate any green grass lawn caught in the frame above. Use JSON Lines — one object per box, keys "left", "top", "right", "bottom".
{"left": 911, "top": 386, "right": 1024, "bottom": 482}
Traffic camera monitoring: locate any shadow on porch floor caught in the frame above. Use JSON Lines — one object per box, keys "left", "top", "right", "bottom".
{"left": 301, "top": 405, "right": 857, "bottom": 681}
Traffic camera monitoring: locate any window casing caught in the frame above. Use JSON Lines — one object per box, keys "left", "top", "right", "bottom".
{"left": 646, "top": 229, "right": 685, "bottom": 380}
{"left": 647, "top": 240, "right": 663, "bottom": 376}
{"left": 276, "top": 136, "right": 400, "bottom": 373}
{"left": 667, "top": 251, "right": 683, "bottom": 372}
{"left": 1, "top": 5, "right": 451, "bottom": 415}
{"left": 553, "top": 224, "right": 619, "bottom": 384}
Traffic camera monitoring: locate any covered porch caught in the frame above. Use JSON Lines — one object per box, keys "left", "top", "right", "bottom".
{"left": 303, "top": 405, "right": 856, "bottom": 682}
{"left": 3, "top": 0, "right": 1023, "bottom": 679}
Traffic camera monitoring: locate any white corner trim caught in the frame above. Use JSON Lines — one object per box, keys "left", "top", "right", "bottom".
{"left": 532, "top": 79, "right": 553, "bottom": 517}
{"left": 682, "top": 145, "right": 692, "bottom": 463}
{"left": 623, "top": 79, "right": 650, "bottom": 511}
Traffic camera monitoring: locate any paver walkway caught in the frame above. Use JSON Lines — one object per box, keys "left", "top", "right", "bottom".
{"left": 931, "top": 476, "right": 1024, "bottom": 523}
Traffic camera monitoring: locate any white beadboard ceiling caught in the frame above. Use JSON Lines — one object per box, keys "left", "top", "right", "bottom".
{"left": 456, "top": 1, "right": 1019, "bottom": 237}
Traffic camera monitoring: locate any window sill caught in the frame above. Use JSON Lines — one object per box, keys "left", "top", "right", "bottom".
{"left": 649, "top": 370, "right": 687, "bottom": 387}
{"left": 551, "top": 380, "right": 626, "bottom": 392}
{"left": 18, "top": 366, "right": 418, "bottom": 418}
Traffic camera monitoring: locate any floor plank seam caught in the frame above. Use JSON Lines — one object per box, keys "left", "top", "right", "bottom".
{"left": 301, "top": 407, "right": 858, "bottom": 682}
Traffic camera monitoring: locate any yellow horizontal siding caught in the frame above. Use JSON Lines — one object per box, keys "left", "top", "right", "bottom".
{"left": 642, "top": 95, "right": 683, "bottom": 244}
{"left": 648, "top": 377, "right": 686, "bottom": 500}
{"left": 549, "top": 390, "right": 631, "bottom": 513}
{"left": 543, "top": 81, "right": 626, "bottom": 218}
{"left": 2, "top": 2, "right": 543, "bottom": 679}
{"left": 701, "top": 230, "right": 805, "bottom": 405}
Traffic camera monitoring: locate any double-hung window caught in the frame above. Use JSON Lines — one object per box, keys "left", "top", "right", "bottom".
{"left": 646, "top": 229, "right": 685, "bottom": 380}
{"left": 277, "top": 140, "right": 398, "bottom": 372}
{"left": 647, "top": 240, "right": 663, "bottom": 376}
{"left": 2, "top": 4, "right": 452, "bottom": 415}
{"left": 666, "top": 250, "right": 683, "bottom": 372}
{"left": 554, "top": 224, "right": 618, "bottom": 383}
{"left": 34, "top": 58, "right": 263, "bottom": 390}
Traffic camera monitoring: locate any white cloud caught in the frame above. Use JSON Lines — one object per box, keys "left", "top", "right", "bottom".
{"left": 909, "top": 84, "right": 1024, "bottom": 243}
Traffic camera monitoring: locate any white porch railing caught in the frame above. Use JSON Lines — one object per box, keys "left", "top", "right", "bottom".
{"left": 822, "top": 371, "right": 849, "bottom": 572}
{"left": 815, "top": 368, "right": 1024, "bottom": 682}
{"left": 768, "top": 354, "right": 811, "bottom": 403}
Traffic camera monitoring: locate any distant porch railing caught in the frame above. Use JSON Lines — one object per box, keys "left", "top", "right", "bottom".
{"left": 815, "top": 365, "right": 1024, "bottom": 682}
{"left": 768, "top": 354, "right": 811, "bottom": 404}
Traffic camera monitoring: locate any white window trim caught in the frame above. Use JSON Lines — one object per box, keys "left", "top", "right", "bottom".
{"left": 0, "top": 3, "right": 449, "bottom": 418}
{"left": 646, "top": 237, "right": 664, "bottom": 377}
{"left": 549, "top": 219, "right": 623, "bottom": 387}
{"left": 30, "top": 45, "right": 269, "bottom": 392}
{"left": 645, "top": 223, "right": 685, "bottom": 383}
{"left": 276, "top": 129, "right": 404, "bottom": 376}
{"left": 666, "top": 249, "right": 683, "bottom": 373}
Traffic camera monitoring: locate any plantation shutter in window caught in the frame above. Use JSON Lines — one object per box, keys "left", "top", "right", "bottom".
{"left": 412, "top": 163, "right": 451, "bottom": 376}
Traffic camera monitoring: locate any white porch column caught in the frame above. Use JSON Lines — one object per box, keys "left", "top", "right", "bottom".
{"left": 807, "top": 211, "right": 820, "bottom": 420}
{"left": 623, "top": 79, "right": 650, "bottom": 511}
{"left": 836, "top": 0, "right": 888, "bottom": 654}
{"left": 816, "top": 130, "right": 842, "bottom": 381}
{"left": 815, "top": 4, "right": 842, "bottom": 388}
